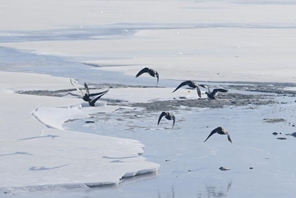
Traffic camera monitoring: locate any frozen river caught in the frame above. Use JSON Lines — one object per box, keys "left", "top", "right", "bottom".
{"left": 1, "top": 0, "right": 296, "bottom": 197}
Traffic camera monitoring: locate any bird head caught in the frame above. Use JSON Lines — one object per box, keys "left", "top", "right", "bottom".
{"left": 221, "top": 127, "right": 228, "bottom": 133}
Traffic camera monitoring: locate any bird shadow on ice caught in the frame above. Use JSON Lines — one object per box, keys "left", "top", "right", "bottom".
{"left": 19, "top": 134, "right": 59, "bottom": 141}
{"left": 172, "top": 167, "right": 208, "bottom": 174}
{"left": 110, "top": 160, "right": 124, "bottom": 163}
{"left": 79, "top": 101, "right": 106, "bottom": 108}
{"left": 0, "top": 151, "right": 33, "bottom": 157}
{"left": 29, "top": 164, "right": 69, "bottom": 171}
{"left": 103, "top": 155, "right": 139, "bottom": 160}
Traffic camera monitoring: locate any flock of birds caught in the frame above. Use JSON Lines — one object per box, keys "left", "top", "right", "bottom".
{"left": 70, "top": 67, "right": 232, "bottom": 144}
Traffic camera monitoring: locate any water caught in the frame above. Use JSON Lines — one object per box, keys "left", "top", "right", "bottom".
{"left": 61, "top": 99, "right": 296, "bottom": 197}
{"left": 2, "top": 1, "right": 296, "bottom": 197}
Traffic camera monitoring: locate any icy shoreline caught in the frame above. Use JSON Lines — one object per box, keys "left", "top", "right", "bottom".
{"left": 2, "top": 72, "right": 296, "bottom": 197}
{"left": 0, "top": 71, "right": 159, "bottom": 195}
{"left": 1, "top": 0, "right": 296, "bottom": 197}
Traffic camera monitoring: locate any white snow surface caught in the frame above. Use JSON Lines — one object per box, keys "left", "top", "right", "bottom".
{"left": 1, "top": 0, "right": 296, "bottom": 83}
{"left": 1, "top": 0, "right": 296, "bottom": 197}
{"left": 0, "top": 71, "right": 159, "bottom": 192}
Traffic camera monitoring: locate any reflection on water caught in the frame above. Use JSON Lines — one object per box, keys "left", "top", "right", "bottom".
{"left": 157, "top": 186, "right": 175, "bottom": 198}
{"left": 156, "top": 182, "right": 232, "bottom": 198}
{"left": 205, "top": 181, "right": 232, "bottom": 198}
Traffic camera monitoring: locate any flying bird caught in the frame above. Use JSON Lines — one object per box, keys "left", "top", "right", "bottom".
{"left": 70, "top": 79, "right": 108, "bottom": 102}
{"left": 88, "top": 89, "right": 109, "bottom": 107}
{"left": 204, "top": 127, "right": 232, "bottom": 143}
{"left": 157, "top": 112, "right": 175, "bottom": 128}
{"left": 200, "top": 84, "right": 228, "bottom": 99}
{"left": 135, "top": 67, "right": 159, "bottom": 85}
{"left": 172, "top": 80, "right": 201, "bottom": 98}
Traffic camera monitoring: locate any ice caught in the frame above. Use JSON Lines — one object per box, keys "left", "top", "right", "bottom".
{"left": 1, "top": 0, "right": 296, "bottom": 197}
{"left": 31, "top": 106, "right": 89, "bottom": 130}
{"left": 0, "top": 72, "right": 159, "bottom": 194}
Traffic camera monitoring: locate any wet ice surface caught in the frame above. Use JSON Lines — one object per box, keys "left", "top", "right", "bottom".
{"left": 2, "top": 42, "right": 296, "bottom": 198}
{"left": 0, "top": 46, "right": 157, "bottom": 86}
{"left": 2, "top": 66, "right": 296, "bottom": 197}
{"left": 2, "top": 0, "right": 296, "bottom": 196}
{"left": 3, "top": 61, "right": 296, "bottom": 197}
{"left": 14, "top": 84, "right": 294, "bottom": 198}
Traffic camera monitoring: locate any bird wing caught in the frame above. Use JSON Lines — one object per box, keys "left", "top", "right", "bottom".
{"left": 172, "top": 81, "right": 191, "bottom": 93}
{"left": 135, "top": 67, "right": 150, "bottom": 77}
{"left": 70, "top": 79, "right": 84, "bottom": 96}
{"left": 227, "top": 133, "right": 232, "bottom": 143}
{"left": 199, "top": 84, "right": 208, "bottom": 89}
{"left": 88, "top": 89, "right": 109, "bottom": 106}
{"left": 171, "top": 114, "right": 175, "bottom": 128}
{"left": 204, "top": 127, "right": 220, "bottom": 142}
{"left": 212, "top": 88, "right": 228, "bottom": 96}
{"left": 157, "top": 112, "right": 167, "bottom": 125}
{"left": 199, "top": 84, "right": 211, "bottom": 94}
{"left": 196, "top": 86, "right": 201, "bottom": 98}
{"left": 89, "top": 89, "right": 110, "bottom": 97}
{"left": 84, "top": 82, "right": 90, "bottom": 95}
{"left": 155, "top": 71, "right": 159, "bottom": 85}
{"left": 199, "top": 84, "right": 210, "bottom": 91}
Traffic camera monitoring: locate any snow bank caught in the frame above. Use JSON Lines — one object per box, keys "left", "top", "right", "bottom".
{"left": 0, "top": 71, "right": 159, "bottom": 193}
{"left": 31, "top": 106, "right": 89, "bottom": 130}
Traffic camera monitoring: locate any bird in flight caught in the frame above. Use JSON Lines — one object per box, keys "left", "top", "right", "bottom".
{"left": 157, "top": 112, "right": 175, "bottom": 128}
{"left": 200, "top": 84, "right": 228, "bottom": 99}
{"left": 70, "top": 79, "right": 109, "bottom": 102}
{"left": 135, "top": 67, "right": 159, "bottom": 85}
{"left": 88, "top": 89, "right": 109, "bottom": 107}
{"left": 204, "top": 127, "right": 232, "bottom": 143}
{"left": 172, "top": 80, "right": 201, "bottom": 98}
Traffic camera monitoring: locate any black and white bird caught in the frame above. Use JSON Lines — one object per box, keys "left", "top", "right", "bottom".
{"left": 70, "top": 79, "right": 109, "bottom": 105}
{"left": 172, "top": 80, "right": 201, "bottom": 98}
{"left": 200, "top": 84, "right": 228, "bottom": 99}
{"left": 204, "top": 127, "right": 232, "bottom": 143}
{"left": 88, "top": 89, "right": 109, "bottom": 107}
{"left": 157, "top": 112, "right": 175, "bottom": 128}
{"left": 135, "top": 67, "right": 159, "bottom": 85}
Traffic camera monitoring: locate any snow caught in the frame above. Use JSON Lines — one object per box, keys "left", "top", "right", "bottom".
{"left": 1, "top": 1, "right": 296, "bottom": 83}
{"left": 31, "top": 106, "right": 89, "bottom": 130}
{"left": 0, "top": 71, "right": 159, "bottom": 193}
{"left": 1, "top": 0, "right": 296, "bottom": 197}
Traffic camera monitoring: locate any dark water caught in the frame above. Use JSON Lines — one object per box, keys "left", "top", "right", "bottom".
{"left": 0, "top": 44, "right": 183, "bottom": 89}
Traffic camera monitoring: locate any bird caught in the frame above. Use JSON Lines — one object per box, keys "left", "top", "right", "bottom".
{"left": 157, "top": 112, "right": 175, "bottom": 128}
{"left": 70, "top": 79, "right": 108, "bottom": 102}
{"left": 135, "top": 67, "right": 159, "bottom": 85}
{"left": 204, "top": 127, "right": 232, "bottom": 143}
{"left": 199, "top": 84, "right": 228, "bottom": 99}
{"left": 88, "top": 89, "right": 109, "bottom": 106}
{"left": 172, "top": 80, "right": 201, "bottom": 98}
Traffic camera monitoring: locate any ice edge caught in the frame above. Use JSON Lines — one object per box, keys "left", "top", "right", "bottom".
{"left": 0, "top": 167, "right": 158, "bottom": 195}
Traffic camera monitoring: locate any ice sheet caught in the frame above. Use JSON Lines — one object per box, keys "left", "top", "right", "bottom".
{"left": 1, "top": 0, "right": 296, "bottom": 197}
{"left": 0, "top": 71, "right": 159, "bottom": 193}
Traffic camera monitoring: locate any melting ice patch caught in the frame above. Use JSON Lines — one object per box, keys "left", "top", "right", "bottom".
{"left": 25, "top": 99, "right": 160, "bottom": 195}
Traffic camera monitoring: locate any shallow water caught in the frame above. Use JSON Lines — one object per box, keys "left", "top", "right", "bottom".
{"left": 59, "top": 94, "right": 296, "bottom": 198}
{"left": 2, "top": 1, "right": 296, "bottom": 196}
